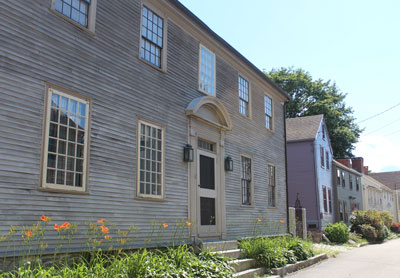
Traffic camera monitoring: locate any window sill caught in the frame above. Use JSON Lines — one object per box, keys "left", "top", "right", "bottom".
{"left": 240, "top": 205, "right": 254, "bottom": 208}
{"left": 38, "top": 187, "right": 89, "bottom": 195}
{"left": 264, "top": 126, "right": 275, "bottom": 134}
{"left": 239, "top": 113, "right": 251, "bottom": 120}
{"left": 49, "top": 9, "right": 96, "bottom": 37}
{"left": 138, "top": 56, "right": 167, "bottom": 74}
{"left": 135, "top": 196, "right": 166, "bottom": 203}
{"left": 197, "top": 88, "right": 216, "bottom": 97}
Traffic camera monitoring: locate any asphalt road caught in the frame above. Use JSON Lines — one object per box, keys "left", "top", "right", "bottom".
{"left": 287, "top": 239, "right": 400, "bottom": 278}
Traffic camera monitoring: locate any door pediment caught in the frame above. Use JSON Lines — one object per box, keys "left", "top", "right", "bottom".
{"left": 185, "top": 96, "right": 233, "bottom": 131}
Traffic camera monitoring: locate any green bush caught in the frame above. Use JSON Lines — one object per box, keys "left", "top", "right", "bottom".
{"left": 239, "top": 236, "right": 314, "bottom": 269}
{"left": 0, "top": 245, "right": 234, "bottom": 278}
{"left": 350, "top": 209, "right": 390, "bottom": 242}
{"left": 324, "top": 222, "right": 349, "bottom": 244}
{"left": 377, "top": 211, "right": 393, "bottom": 230}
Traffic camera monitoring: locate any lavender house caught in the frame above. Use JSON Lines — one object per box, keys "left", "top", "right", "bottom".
{"left": 286, "top": 115, "right": 334, "bottom": 229}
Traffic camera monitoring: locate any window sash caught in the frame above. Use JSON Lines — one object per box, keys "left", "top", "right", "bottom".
{"left": 323, "top": 186, "right": 328, "bottom": 212}
{"left": 54, "top": 0, "right": 90, "bottom": 27}
{"left": 199, "top": 45, "right": 216, "bottom": 96}
{"left": 137, "top": 120, "right": 164, "bottom": 198}
{"left": 320, "top": 146, "right": 324, "bottom": 168}
{"left": 268, "top": 165, "right": 276, "bottom": 207}
{"left": 328, "top": 188, "right": 332, "bottom": 213}
{"left": 238, "top": 76, "right": 249, "bottom": 116}
{"left": 264, "top": 95, "right": 272, "bottom": 129}
{"left": 325, "top": 151, "right": 329, "bottom": 169}
{"left": 241, "top": 156, "right": 251, "bottom": 205}
{"left": 141, "top": 6, "right": 164, "bottom": 68}
{"left": 42, "top": 88, "right": 89, "bottom": 192}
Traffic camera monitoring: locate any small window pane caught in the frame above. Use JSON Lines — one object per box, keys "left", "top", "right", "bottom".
{"left": 57, "top": 171, "right": 65, "bottom": 184}
{"left": 58, "top": 140, "right": 66, "bottom": 154}
{"left": 48, "top": 154, "right": 56, "bottom": 168}
{"left": 48, "top": 139, "right": 57, "bottom": 153}
{"left": 47, "top": 169, "right": 56, "bottom": 183}
{"left": 55, "top": 0, "right": 89, "bottom": 27}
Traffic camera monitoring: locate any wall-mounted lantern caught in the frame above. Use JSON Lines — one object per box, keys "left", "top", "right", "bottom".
{"left": 183, "top": 144, "right": 194, "bottom": 162}
{"left": 225, "top": 156, "right": 233, "bottom": 171}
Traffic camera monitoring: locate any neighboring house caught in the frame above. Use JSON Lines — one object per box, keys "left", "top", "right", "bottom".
{"left": 333, "top": 159, "right": 363, "bottom": 225}
{"left": 286, "top": 115, "right": 334, "bottom": 229}
{"left": 370, "top": 171, "right": 400, "bottom": 222}
{"left": 362, "top": 175, "right": 396, "bottom": 219}
{"left": 0, "top": 0, "right": 290, "bottom": 254}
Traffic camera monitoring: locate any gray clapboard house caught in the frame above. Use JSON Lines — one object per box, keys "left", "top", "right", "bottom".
{"left": 0, "top": 0, "right": 290, "bottom": 254}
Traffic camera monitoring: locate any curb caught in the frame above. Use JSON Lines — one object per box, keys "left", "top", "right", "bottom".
{"left": 271, "top": 253, "right": 328, "bottom": 277}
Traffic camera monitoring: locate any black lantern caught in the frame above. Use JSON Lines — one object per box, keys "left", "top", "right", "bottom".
{"left": 225, "top": 156, "right": 233, "bottom": 171}
{"left": 183, "top": 144, "right": 194, "bottom": 162}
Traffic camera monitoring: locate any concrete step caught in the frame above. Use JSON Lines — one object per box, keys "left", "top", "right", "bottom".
{"left": 233, "top": 267, "right": 265, "bottom": 278}
{"left": 201, "top": 240, "right": 238, "bottom": 252}
{"left": 229, "top": 258, "right": 257, "bottom": 273}
{"left": 213, "top": 249, "right": 241, "bottom": 259}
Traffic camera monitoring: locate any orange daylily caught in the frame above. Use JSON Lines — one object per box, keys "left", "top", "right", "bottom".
{"left": 257, "top": 218, "right": 262, "bottom": 222}
{"left": 100, "top": 225, "right": 109, "bottom": 234}
{"left": 280, "top": 220, "right": 285, "bottom": 224}
{"left": 24, "top": 230, "right": 33, "bottom": 238}
{"left": 41, "top": 215, "right": 51, "bottom": 222}
{"left": 186, "top": 221, "right": 192, "bottom": 227}
{"left": 162, "top": 223, "right": 168, "bottom": 228}
{"left": 61, "top": 222, "right": 71, "bottom": 229}
{"left": 97, "top": 219, "right": 104, "bottom": 224}
{"left": 54, "top": 224, "right": 62, "bottom": 232}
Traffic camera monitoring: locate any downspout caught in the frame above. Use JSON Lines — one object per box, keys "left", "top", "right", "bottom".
{"left": 283, "top": 102, "right": 290, "bottom": 233}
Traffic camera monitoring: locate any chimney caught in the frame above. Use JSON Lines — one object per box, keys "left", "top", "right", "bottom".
{"left": 363, "top": 166, "right": 369, "bottom": 175}
{"left": 336, "top": 158, "right": 352, "bottom": 168}
{"left": 351, "top": 157, "right": 364, "bottom": 173}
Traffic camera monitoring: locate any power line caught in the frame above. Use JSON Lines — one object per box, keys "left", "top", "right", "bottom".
{"left": 357, "top": 102, "right": 400, "bottom": 124}
{"left": 364, "top": 117, "right": 400, "bottom": 135}
{"left": 383, "top": 128, "right": 400, "bottom": 137}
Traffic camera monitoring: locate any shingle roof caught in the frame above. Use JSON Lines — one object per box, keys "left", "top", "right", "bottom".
{"left": 370, "top": 171, "right": 400, "bottom": 191}
{"left": 286, "top": 115, "right": 324, "bottom": 142}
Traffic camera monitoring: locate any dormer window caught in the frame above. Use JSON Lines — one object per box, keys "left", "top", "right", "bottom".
{"left": 322, "top": 124, "right": 326, "bottom": 140}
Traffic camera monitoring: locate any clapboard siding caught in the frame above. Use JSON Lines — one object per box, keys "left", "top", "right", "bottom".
{"left": 0, "top": 0, "right": 288, "bottom": 253}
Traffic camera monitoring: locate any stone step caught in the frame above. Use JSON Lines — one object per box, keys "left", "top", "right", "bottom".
{"left": 201, "top": 240, "right": 238, "bottom": 252}
{"left": 233, "top": 267, "right": 266, "bottom": 278}
{"left": 214, "top": 249, "right": 241, "bottom": 259}
{"left": 229, "top": 258, "right": 257, "bottom": 273}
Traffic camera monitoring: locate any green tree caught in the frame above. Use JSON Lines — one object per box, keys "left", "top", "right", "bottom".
{"left": 266, "top": 67, "right": 362, "bottom": 158}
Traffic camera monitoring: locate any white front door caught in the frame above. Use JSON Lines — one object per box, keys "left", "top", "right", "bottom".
{"left": 197, "top": 149, "right": 218, "bottom": 237}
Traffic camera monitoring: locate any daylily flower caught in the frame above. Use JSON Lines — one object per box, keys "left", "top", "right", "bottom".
{"left": 100, "top": 225, "right": 109, "bottom": 234}
{"left": 257, "top": 218, "right": 262, "bottom": 222}
{"left": 54, "top": 224, "right": 62, "bottom": 232}
{"left": 97, "top": 219, "right": 104, "bottom": 224}
{"left": 162, "top": 223, "right": 168, "bottom": 228}
{"left": 24, "top": 230, "right": 33, "bottom": 238}
{"left": 186, "top": 221, "right": 192, "bottom": 227}
{"left": 41, "top": 215, "right": 51, "bottom": 222}
{"left": 61, "top": 222, "right": 71, "bottom": 229}
{"left": 280, "top": 220, "right": 285, "bottom": 224}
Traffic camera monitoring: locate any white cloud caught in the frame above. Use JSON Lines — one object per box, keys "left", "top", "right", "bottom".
{"left": 354, "top": 135, "right": 400, "bottom": 172}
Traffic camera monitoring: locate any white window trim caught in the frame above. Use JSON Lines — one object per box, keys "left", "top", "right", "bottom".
{"left": 264, "top": 94, "right": 274, "bottom": 131}
{"left": 238, "top": 74, "right": 251, "bottom": 118}
{"left": 51, "top": 0, "right": 97, "bottom": 33}
{"left": 138, "top": 2, "right": 168, "bottom": 72}
{"left": 198, "top": 44, "right": 216, "bottom": 96}
{"left": 136, "top": 119, "right": 165, "bottom": 200}
{"left": 41, "top": 86, "right": 90, "bottom": 192}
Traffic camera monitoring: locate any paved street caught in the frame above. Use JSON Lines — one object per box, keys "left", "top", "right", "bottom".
{"left": 288, "top": 239, "right": 400, "bottom": 278}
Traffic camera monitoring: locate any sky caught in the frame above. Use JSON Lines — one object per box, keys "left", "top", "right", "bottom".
{"left": 179, "top": 0, "right": 400, "bottom": 172}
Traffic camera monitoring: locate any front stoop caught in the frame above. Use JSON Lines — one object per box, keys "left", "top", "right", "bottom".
{"left": 204, "top": 240, "right": 267, "bottom": 278}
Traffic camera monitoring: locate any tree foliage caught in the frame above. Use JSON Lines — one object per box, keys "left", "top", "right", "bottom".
{"left": 266, "top": 67, "right": 362, "bottom": 158}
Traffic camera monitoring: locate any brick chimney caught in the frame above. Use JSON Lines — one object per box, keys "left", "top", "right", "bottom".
{"left": 336, "top": 158, "right": 352, "bottom": 168}
{"left": 363, "top": 166, "right": 369, "bottom": 175}
{"left": 351, "top": 157, "right": 364, "bottom": 173}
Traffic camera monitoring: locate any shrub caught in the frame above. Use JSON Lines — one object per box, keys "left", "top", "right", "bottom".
{"left": 390, "top": 222, "right": 400, "bottom": 233}
{"left": 324, "top": 222, "right": 349, "bottom": 244}
{"left": 378, "top": 211, "right": 393, "bottom": 230}
{"left": 239, "top": 236, "right": 314, "bottom": 269}
{"left": 350, "top": 209, "right": 389, "bottom": 242}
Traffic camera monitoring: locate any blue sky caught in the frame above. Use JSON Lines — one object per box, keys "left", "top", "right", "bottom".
{"left": 179, "top": 0, "right": 400, "bottom": 172}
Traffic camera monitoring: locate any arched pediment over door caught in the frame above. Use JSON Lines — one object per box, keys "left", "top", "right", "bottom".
{"left": 185, "top": 96, "right": 233, "bottom": 131}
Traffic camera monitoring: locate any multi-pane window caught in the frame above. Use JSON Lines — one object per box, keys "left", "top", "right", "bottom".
{"left": 339, "top": 201, "right": 344, "bottom": 221}
{"left": 55, "top": 0, "right": 90, "bottom": 27}
{"left": 349, "top": 175, "right": 353, "bottom": 190}
{"left": 323, "top": 186, "right": 328, "bottom": 212}
{"left": 238, "top": 76, "right": 249, "bottom": 116}
{"left": 342, "top": 171, "right": 346, "bottom": 187}
{"left": 43, "top": 88, "right": 89, "bottom": 191}
{"left": 322, "top": 124, "right": 326, "bottom": 140}
{"left": 264, "top": 95, "right": 272, "bottom": 129}
{"left": 138, "top": 121, "right": 164, "bottom": 198}
{"left": 268, "top": 165, "right": 276, "bottom": 207}
{"left": 320, "top": 146, "right": 325, "bottom": 168}
{"left": 325, "top": 151, "right": 329, "bottom": 169}
{"left": 199, "top": 45, "right": 215, "bottom": 96}
{"left": 356, "top": 177, "right": 360, "bottom": 191}
{"left": 337, "top": 169, "right": 341, "bottom": 186}
{"left": 141, "top": 6, "right": 164, "bottom": 68}
{"left": 241, "top": 156, "right": 252, "bottom": 205}
{"left": 328, "top": 188, "right": 332, "bottom": 213}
